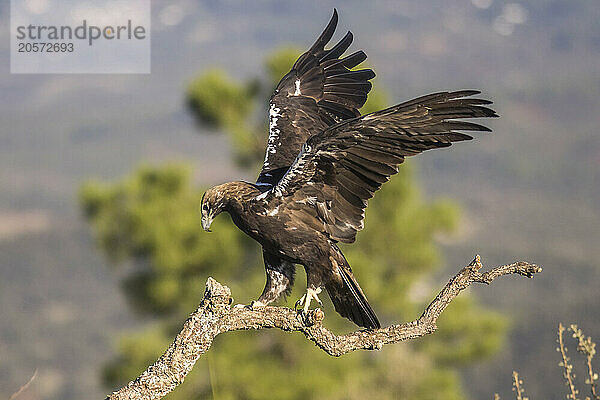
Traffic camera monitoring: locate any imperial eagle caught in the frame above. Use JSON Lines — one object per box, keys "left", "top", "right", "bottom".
{"left": 200, "top": 10, "right": 497, "bottom": 329}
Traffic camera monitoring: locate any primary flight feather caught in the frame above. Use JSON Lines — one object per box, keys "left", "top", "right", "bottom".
{"left": 200, "top": 9, "right": 497, "bottom": 329}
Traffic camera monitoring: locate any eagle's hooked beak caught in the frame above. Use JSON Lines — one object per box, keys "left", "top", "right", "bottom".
{"left": 201, "top": 214, "right": 213, "bottom": 232}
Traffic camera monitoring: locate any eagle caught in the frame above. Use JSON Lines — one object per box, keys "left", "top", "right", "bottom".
{"left": 200, "top": 9, "right": 497, "bottom": 329}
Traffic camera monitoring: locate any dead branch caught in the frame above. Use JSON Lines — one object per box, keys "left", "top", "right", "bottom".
{"left": 9, "top": 369, "right": 37, "bottom": 400}
{"left": 106, "top": 255, "right": 541, "bottom": 400}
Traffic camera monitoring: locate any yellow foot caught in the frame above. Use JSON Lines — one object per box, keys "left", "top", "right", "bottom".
{"left": 295, "top": 287, "right": 322, "bottom": 314}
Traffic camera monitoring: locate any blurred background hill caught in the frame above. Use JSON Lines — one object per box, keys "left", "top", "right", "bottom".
{"left": 1, "top": 1, "right": 599, "bottom": 399}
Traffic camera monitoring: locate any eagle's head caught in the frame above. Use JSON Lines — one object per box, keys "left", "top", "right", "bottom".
{"left": 200, "top": 185, "right": 228, "bottom": 232}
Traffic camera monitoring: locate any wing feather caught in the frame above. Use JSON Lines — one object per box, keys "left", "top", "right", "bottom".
{"left": 263, "top": 90, "right": 498, "bottom": 243}
{"left": 257, "top": 9, "right": 375, "bottom": 187}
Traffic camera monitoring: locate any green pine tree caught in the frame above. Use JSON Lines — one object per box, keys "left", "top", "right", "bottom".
{"left": 80, "top": 48, "right": 506, "bottom": 399}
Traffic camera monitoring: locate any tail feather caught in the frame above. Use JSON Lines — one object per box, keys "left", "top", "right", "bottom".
{"left": 326, "top": 264, "right": 380, "bottom": 329}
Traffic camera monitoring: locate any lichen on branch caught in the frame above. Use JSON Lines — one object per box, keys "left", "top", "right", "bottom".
{"left": 106, "top": 255, "right": 541, "bottom": 400}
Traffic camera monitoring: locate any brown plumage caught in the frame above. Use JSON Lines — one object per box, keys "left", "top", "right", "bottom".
{"left": 200, "top": 10, "right": 498, "bottom": 329}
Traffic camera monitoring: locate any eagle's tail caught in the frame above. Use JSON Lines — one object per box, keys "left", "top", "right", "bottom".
{"left": 326, "top": 251, "right": 380, "bottom": 329}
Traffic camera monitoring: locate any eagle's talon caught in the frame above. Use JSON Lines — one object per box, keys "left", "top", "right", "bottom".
{"left": 234, "top": 301, "right": 266, "bottom": 310}
{"left": 295, "top": 287, "right": 322, "bottom": 314}
{"left": 296, "top": 307, "right": 323, "bottom": 327}
{"left": 249, "top": 300, "right": 266, "bottom": 309}
{"left": 294, "top": 294, "right": 307, "bottom": 311}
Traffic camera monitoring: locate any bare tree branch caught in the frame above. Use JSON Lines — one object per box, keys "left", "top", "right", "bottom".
{"left": 9, "top": 369, "right": 37, "bottom": 400}
{"left": 105, "top": 255, "right": 541, "bottom": 400}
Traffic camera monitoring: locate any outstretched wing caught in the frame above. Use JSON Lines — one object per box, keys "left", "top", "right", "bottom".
{"left": 256, "top": 9, "right": 375, "bottom": 188}
{"left": 263, "top": 90, "right": 498, "bottom": 243}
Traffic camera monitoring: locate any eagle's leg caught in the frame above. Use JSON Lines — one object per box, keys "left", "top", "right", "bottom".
{"left": 247, "top": 250, "right": 295, "bottom": 309}
{"left": 252, "top": 268, "right": 293, "bottom": 308}
{"left": 295, "top": 287, "right": 323, "bottom": 314}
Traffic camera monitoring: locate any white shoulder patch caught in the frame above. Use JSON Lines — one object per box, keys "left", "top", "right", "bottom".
{"left": 264, "top": 102, "right": 282, "bottom": 168}
{"left": 256, "top": 191, "right": 269, "bottom": 201}
{"left": 294, "top": 79, "right": 301, "bottom": 96}
{"left": 273, "top": 142, "right": 312, "bottom": 197}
